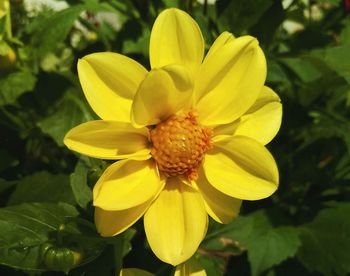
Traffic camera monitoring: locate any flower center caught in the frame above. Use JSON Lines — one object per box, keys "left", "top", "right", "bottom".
{"left": 150, "top": 112, "right": 212, "bottom": 180}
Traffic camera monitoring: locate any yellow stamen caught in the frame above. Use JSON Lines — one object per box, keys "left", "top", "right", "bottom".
{"left": 150, "top": 112, "right": 212, "bottom": 180}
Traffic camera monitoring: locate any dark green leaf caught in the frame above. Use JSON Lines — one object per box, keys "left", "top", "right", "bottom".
{"left": 8, "top": 171, "right": 75, "bottom": 205}
{"left": 217, "top": 0, "right": 273, "bottom": 34}
{"left": 31, "top": 5, "right": 85, "bottom": 57}
{"left": 312, "top": 46, "right": 350, "bottom": 83}
{"left": 204, "top": 211, "right": 301, "bottom": 276}
{"left": 0, "top": 148, "right": 18, "bottom": 173}
{"left": 0, "top": 202, "right": 79, "bottom": 271}
{"left": 70, "top": 160, "right": 92, "bottom": 209}
{"left": 297, "top": 203, "right": 350, "bottom": 276}
{"left": 111, "top": 229, "right": 136, "bottom": 274}
{"left": 0, "top": 179, "right": 16, "bottom": 194}
{"left": 279, "top": 57, "right": 325, "bottom": 83}
{"left": 37, "top": 90, "right": 95, "bottom": 146}
{"left": 197, "top": 253, "right": 226, "bottom": 276}
{"left": 0, "top": 71, "right": 37, "bottom": 106}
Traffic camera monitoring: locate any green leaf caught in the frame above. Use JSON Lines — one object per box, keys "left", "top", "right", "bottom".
{"left": 312, "top": 45, "right": 350, "bottom": 83}
{"left": 122, "top": 26, "right": 150, "bottom": 57}
{"left": 197, "top": 253, "right": 226, "bottom": 276}
{"left": 0, "top": 178, "right": 16, "bottom": 194}
{"left": 305, "top": 111, "right": 350, "bottom": 152}
{"left": 111, "top": 229, "right": 136, "bottom": 275}
{"left": 279, "top": 57, "right": 325, "bottom": 83}
{"left": 0, "top": 71, "right": 37, "bottom": 106}
{"left": 0, "top": 202, "right": 79, "bottom": 271}
{"left": 31, "top": 5, "right": 85, "bottom": 57}
{"left": 297, "top": 203, "right": 350, "bottom": 276}
{"left": 267, "top": 60, "right": 290, "bottom": 84}
{"left": 340, "top": 20, "right": 350, "bottom": 45}
{"left": 204, "top": 211, "right": 301, "bottom": 276}
{"left": 37, "top": 90, "right": 95, "bottom": 146}
{"left": 217, "top": 0, "right": 274, "bottom": 34}
{"left": 0, "top": 203, "right": 105, "bottom": 272}
{"left": 70, "top": 160, "right": 92, "bottom": 209}
{"left": 0, "top": 148, "right": 18, "bottom": 173}
{"left": 8, "top": 171, "right": 75, "bottom": 205}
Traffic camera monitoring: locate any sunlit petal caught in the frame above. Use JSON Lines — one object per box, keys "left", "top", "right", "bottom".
{"left": 175, "top": 257, "right": 207, "bottom": 276}
{"left": 131, "top": 65, "right": 193, "bottom": 128}
{"left": 150, "top": 8, "right": 204, "bottom": 76}
{"left": 203, "top": 136, "right": 278, "bottom": 200}
{"left": 194, "top": 36, "right": 266, "bottom": 126}
{"left": 212, "top": 86, "right": 282, "bottom": 145}
{"left": 234, "top": 86, "right": 282, "bottom": 145}
{"left": 205, "top": 31, "right": 235, "bottom": 60}
{"left": 194, "top": 168, "right": 242, "bottom": 224}
{"left": 64, "top": 120, "right": 150, "bottom": 160}
{"left": 93, "top": 160, "right": 164, "bottom": 210}
{"left": 144, "top": 177, "right": 208, "bottom": 266}
{"left": 95, "top": 202, "right": 149, "bottom": 237}
{"left": 78, "top": 53, "right": 147, "bottom": 121}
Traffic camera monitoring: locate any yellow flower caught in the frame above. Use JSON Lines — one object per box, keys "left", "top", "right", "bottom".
{"left": 175, "top": 256, "right": 206, "bottom": 276}
{"left": 120, "top": 256, "right": 206, "bottom": 275}
{"left": 64, "top": 8, "right": 282, "bottom": 266}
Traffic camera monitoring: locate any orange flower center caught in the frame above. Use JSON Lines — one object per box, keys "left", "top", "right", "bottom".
{"left": 150, "top": 112, "right": 212, "bottom": 180}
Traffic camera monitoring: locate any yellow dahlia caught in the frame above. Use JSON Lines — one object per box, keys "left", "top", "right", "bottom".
{"left": 64, "top": 8, "right": 282, "bottom": 266}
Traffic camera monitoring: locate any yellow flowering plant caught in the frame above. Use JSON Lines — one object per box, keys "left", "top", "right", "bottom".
{"left": 64, "top": 8, "right": 282, "bottom": 266}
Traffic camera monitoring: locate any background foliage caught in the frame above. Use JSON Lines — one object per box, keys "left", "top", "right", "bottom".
{"left": 0, "top": 0, "right": 350, "bottom": 275}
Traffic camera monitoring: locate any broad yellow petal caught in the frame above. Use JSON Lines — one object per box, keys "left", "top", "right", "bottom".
{"left": 150, "top": 8, "right": 204, "bottom": 76}
{"left": 194, "top": 36, "right": 266, "bottom": 126}
{"left": 64, "top": 120, "right": 150, "bottom": 160}
{"left": 120, "top": 268, "right": 154, "bottom": 276}
{"left": 194, "top": 168, "right": 242, "bottom": 224}
{"left": 78, "top": 53, "right": 147, "bottom": 121}
{"left": 203, "top": 136, "right": 278, "bottom": 200}
{"left": 175, "top": 257, "right": 207, "bottom": 276}
{"left": 131, "top": 65, "right": 193, "bottom": 127}
{"left": 247, "top": 86, "right": 281, "bottom": 112}
{"left": 212, "top": 86, "right": 282, "bottom": 145}
{"left": 234, "top": 86, "right": 282, "bottom": 145}
{"left": 93, "top": 160, "right": 164, "bottom": 210}
{"left": 144, "top": 178, "right": 208, "bottom": 266}
{"left": 205, "top": 31, "right": 235, "bottom": 60}
{"left": 95, "top": 202, "right": 149, "bottom": 237}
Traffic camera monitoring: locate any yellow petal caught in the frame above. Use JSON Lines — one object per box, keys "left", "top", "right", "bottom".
{"left": 120, "top": 268, "right": 154, "bottom": 276}
{"left": 95, "top": 202, "right": 149, "bottom": 237}
{"left": 175, "top": 257, "right": 207, "bottom": 276}
{"left": 194, "top": 168, "right": 242, "bottom": 224}
{"left": 131, "top": 65, "right": 193, "bottom": 127}
{"left": 194, "top": 36, "right": 266, "bottom": 126}
{"left": 93, "top": 160, "right": 164, "bottom": 210}
{"left": 247, "top": 86, "right": 281, "bottom": 112}
{"left": 144, "top": 178, "right": 208, "bottom": 266}
{"left": 212, "top": 86, "right": 282, "bottom": 145}
{"left": 234, "top": 86, "right": 282, "bottom": 145}
{"left": 78, "top": 53, "right": 147, "bottom": 121}
{"left": 203, "top": 136, "right": 278, "bottom": 200}
{"left": 150, "top": 8, "right": 204, "bottom": 76}
{"left": 64, "top": 120, "right": 150, "bottom": 160}
{"left": 205, "top": 31, "right": 235, "bottom": 60}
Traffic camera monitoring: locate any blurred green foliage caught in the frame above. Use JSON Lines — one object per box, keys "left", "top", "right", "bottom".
{"left": 0, "top": 0, "right": 350, "bottom": 275}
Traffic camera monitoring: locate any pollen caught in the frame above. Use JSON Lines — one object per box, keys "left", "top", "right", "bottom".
{"left": 150, "top": 112, "right": 212, "bottom": 180}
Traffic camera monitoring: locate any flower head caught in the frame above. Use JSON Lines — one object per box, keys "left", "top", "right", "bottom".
{"left": 64, "top": 8, "right": 282, "bottom": 266}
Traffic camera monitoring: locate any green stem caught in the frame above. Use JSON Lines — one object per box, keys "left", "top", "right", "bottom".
{"left": 5, "top": 1, "right": 12, "bottom": 39}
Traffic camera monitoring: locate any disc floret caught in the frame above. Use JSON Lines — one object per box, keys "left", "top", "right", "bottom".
{"left": 150, "top": 112, "right": 212, "bottom": 180}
